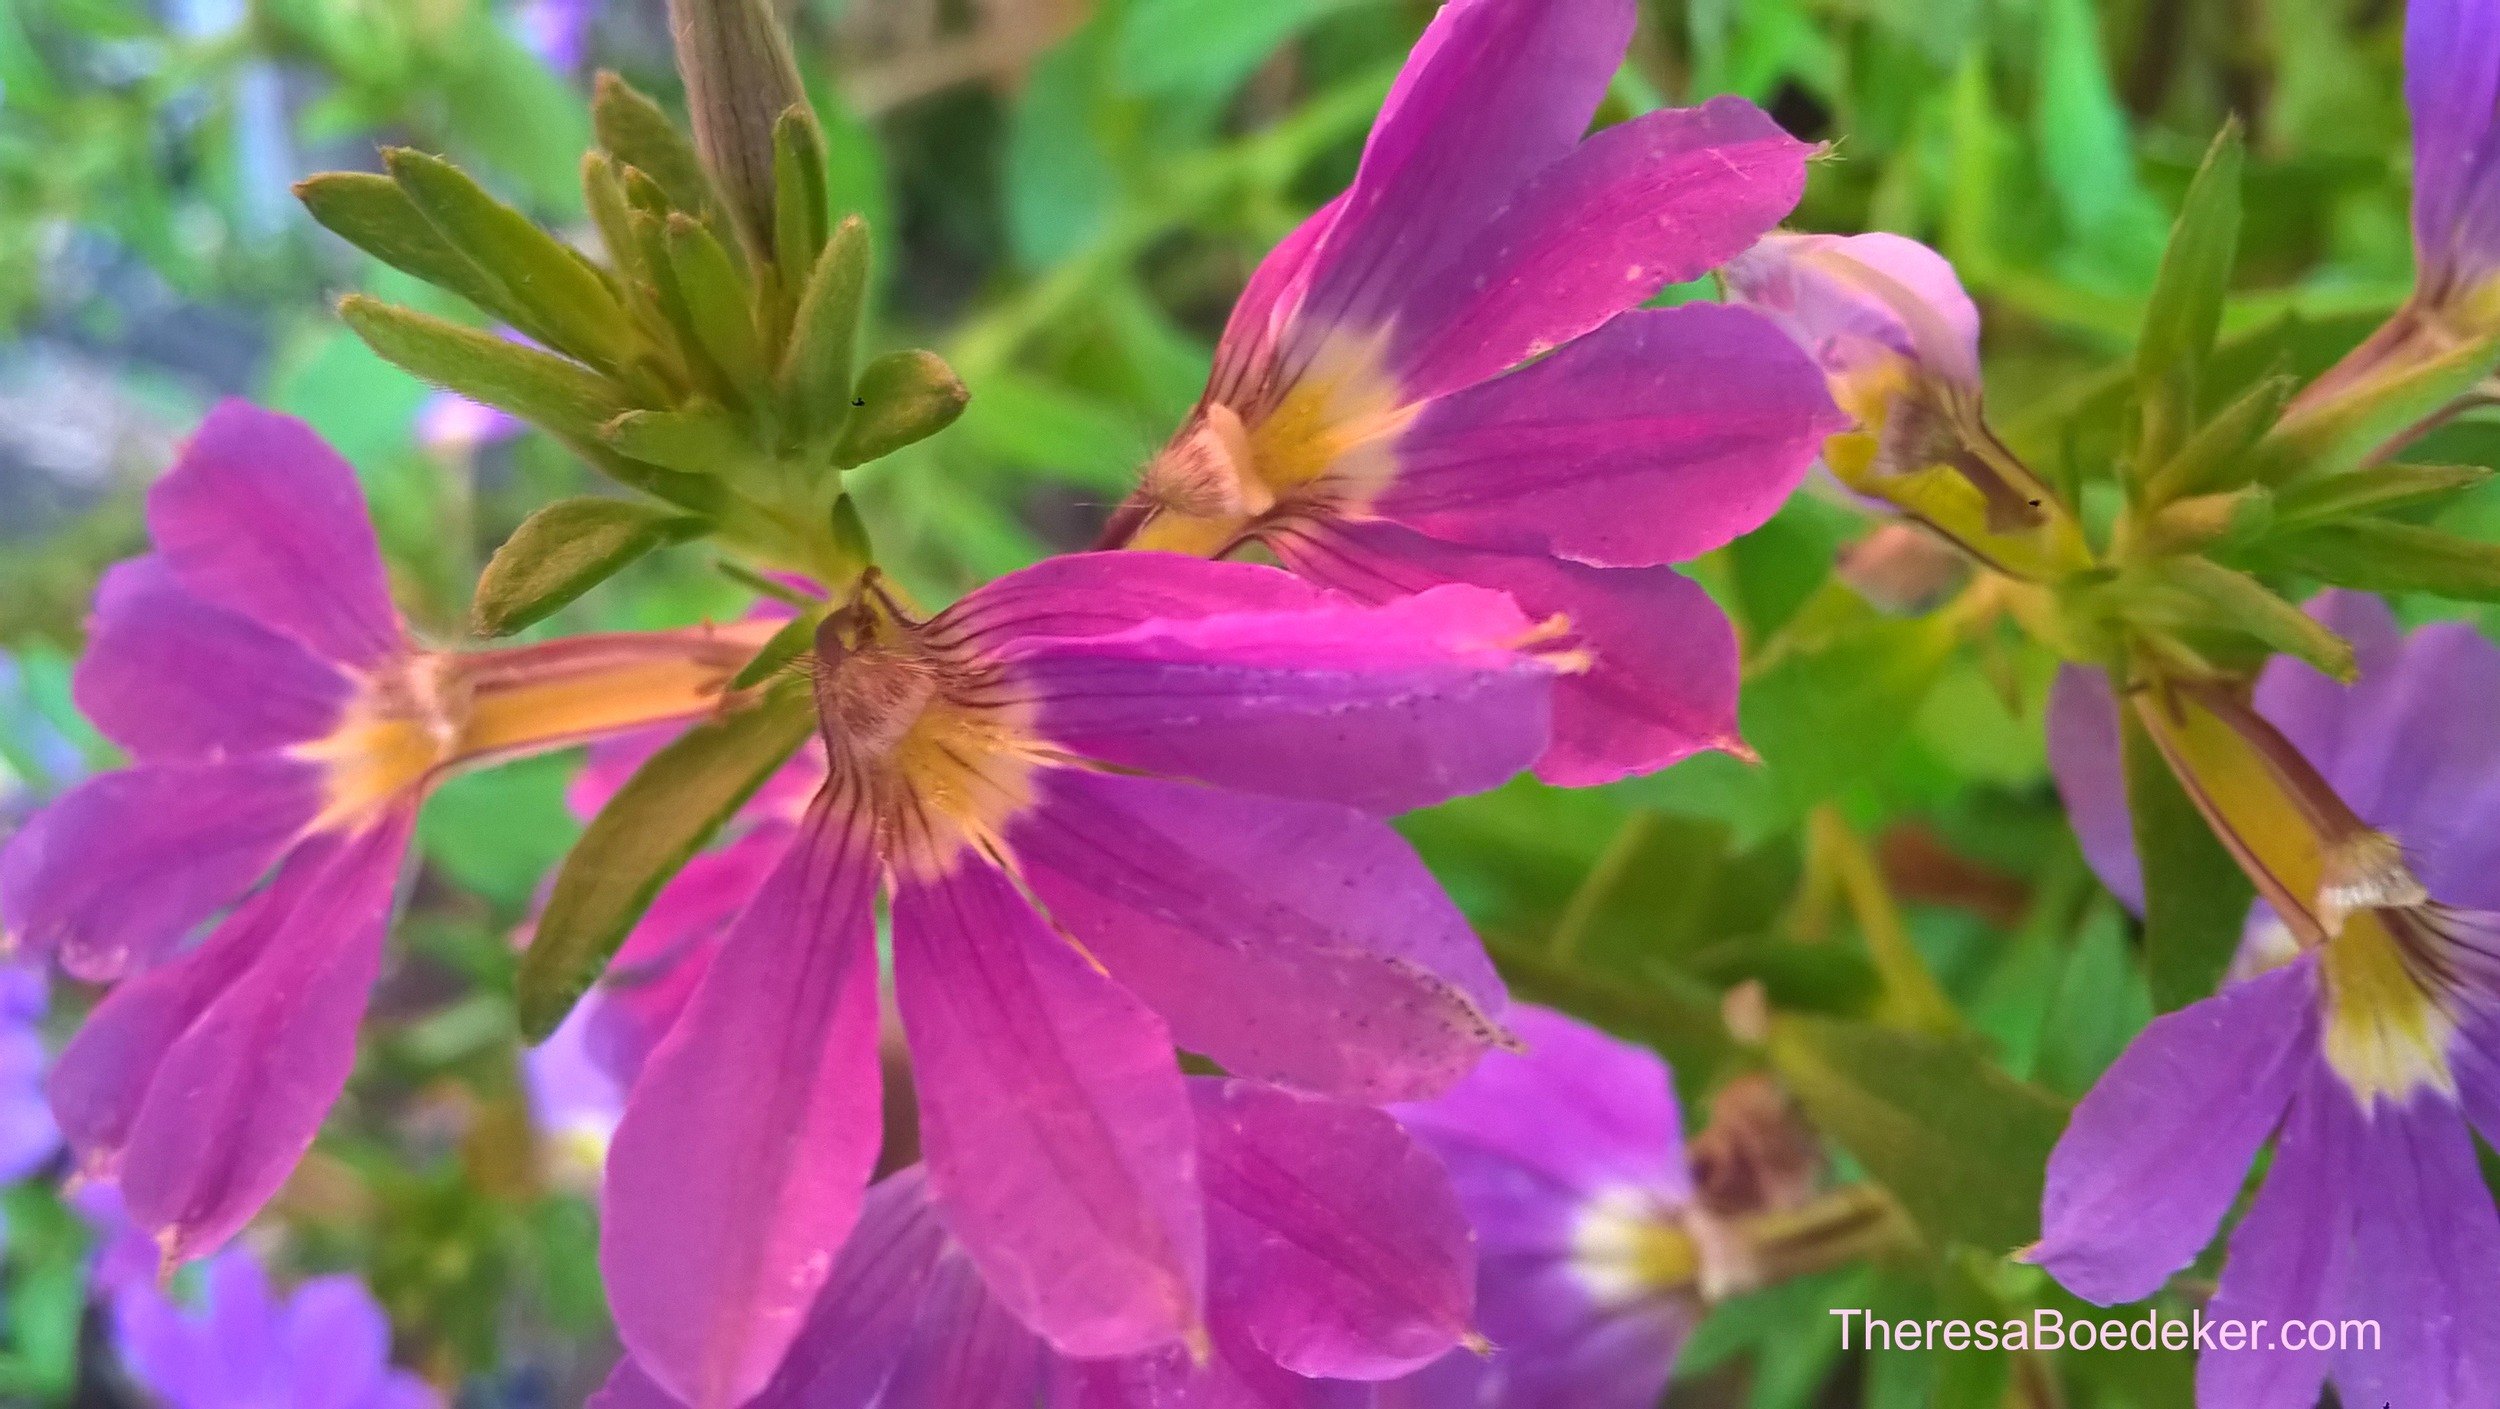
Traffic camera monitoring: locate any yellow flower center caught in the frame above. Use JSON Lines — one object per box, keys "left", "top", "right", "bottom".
{"left": 2320, "top": 906, "right": 2463, "bottom": 1105}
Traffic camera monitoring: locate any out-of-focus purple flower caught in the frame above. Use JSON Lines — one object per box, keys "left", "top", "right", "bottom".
{"left": 414, "top": 394, "right": 522, "bottom": 457}
{"left": 0, "top": 964, "right": 57, "bottom": 1184}
{"left": 2041, "top": 593, "right": 2500, "bottom": 1405}
{"left": 595, "top": 553, "right": 1570, "bottom": 1409}
{"left": 1389, "top": 1005, "right": 1700, "bottom": 1409}
{"left": 593, "top": 1080, "right": 1475, "bottom": 1409}
{"left": 110, "top": 1248, "right": 439, "bottom": 1409}
{"left": 513, "top": 0, "right": 594, "bottom": 72}
{"left": 524, "top": 997, "right": 628, "bottom": 1192}
{"left": 1101, "top": 0, "right": 1841, "bottom": 786}
{"left": 0, "top": 401, "right": 771, "bottom": 1268}
{"left": 2405, "top": 0, "right": 2500, "bottom": 311}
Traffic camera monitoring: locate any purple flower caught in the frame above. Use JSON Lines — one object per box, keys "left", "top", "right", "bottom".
{"left": 2042, "top": 593, "right": 2500, "bottom": 1405}
{"left": 595, "top": 552, "right": 1569, "bottom": 1408}
{"left": 2404, "top": 0, "right": 2500, "bottom": 312}
{"left": 0, "top": 401, "right": 772, "bottom": 1266}
{"left": 1389, "top": 1005, "right": 1700, "bottom": 1409}
{"left": 0, "top": 964, "right": 58, "bottom": 1185}
{"left": 1101, "top": 0, "right": 1842, "bottom": 786}
{"left": 594, "top": 1079, "right": 1475, "bottom": 1409}
{"left": 110, "top": 1248, "right": 438, "bottom": 1409}
{"left": 414, "top": 393, "right": 523, "bottom": 456}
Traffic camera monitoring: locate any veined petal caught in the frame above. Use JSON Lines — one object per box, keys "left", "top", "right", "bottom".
{"left": 2195, "top": 1071, "right": 2345, "bottom": 1409}
{"left": 892, "top": 856, "right": 1203, "bottom": 1358}
{"left": 585, "top": 828, "right": 798, "bottom": 1088}
{"left": 1293, "top": 0, "right": 1632, "bottom": 351}
{"left": 1275, "top": 520, "right": 1741, "bottom": 785}
{"left": 108, "top": 811, "right": 414, "bottom": 1263}
{"left": 936, "top": 552, "right": 1330, "bottom": 650}
{"left": 75, "top": 557, "right": 349, "bottom": 762}
{"left": 2033, "top": 959, "right": 2318, "bottom": 1305}
{"left": 1193, "top": 1080, "right": 1475, "bottom": 1380}
{"left": 2407, "top": 0, "right": 2500, "bottom": 292}
{"left": 1012, "top": 768, "right": 1506, "bottom": 1104}
{"left": 2328, "top": 1089, "right": 2500, "bottom": 1409}
{"left": 1004, "top": 581, "right": 1554, "bottom": 813}
{"left": 1371, "top": 304, "right": 1842, "bottom": 569}
{"left": 2, "top": 757, "right": 327, "bottom": 980}
{"left": 1392, "top": 97, "right": 1813, "bottom": 404}
{"left": 2044, "top": 665, "right": 2145, "bottom": 913}
{"left": 147, "top": 402, "right": 402, "bottom": 670}
{"left": 876, "top": 1247, "right": 1053, "bottom": 1407}
{"left": 600, "top": 800, "right": 884, "bottom": 1409}
{"left": 1209, "top": 195, "right": 1346, "bottom": 410}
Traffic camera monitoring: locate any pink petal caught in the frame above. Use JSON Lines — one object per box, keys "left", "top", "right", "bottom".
{"left": 877, "top": 1247, "right": 1053, "bottom": 1405}
{"left": 600, "top": 803, "right": 884, "bottom": 1409}
{"left": 1293, "top": 0, "right": 1632, "bottom": 350}
{"left": 892, "top": 856, "right": 1203, "bottom": 1358}
{"left": 1193, "top": 1080, "right": 1475, "bottom": 1380}
{"left": 1723, "top": 231, "right": 1982, "bottom": 388}
{"left": 1372, "top": 304, "right": 1843, "bottom": 569}
{"left": 939, "top": 552, "right": 1329, "bottom": 648}
{"left": 75, "top": 557, "right": 350, "bottom": 762}
{"left": 147, "top": 401, "right": 403, "bottom": 669}
{"left": 104, "top": 811, "right": 413, "bottom": 1262}
{"left": 1275, "top": 519, "right": 1741, "bottom": 785}
{"left": 1209, "top": 194, "right": 1346, "bottom": 409}
{"left": 1004, "top": 582, "right": 1553, "bottom": 813}
{"left": 1012, "top": 767, "right": 1506, "bottom": 1103}
{"left": 1392, "top": 97, "right": 1814, "bottom": 404}
{"left": 584, "top": 827, "right": 798, "bottom": 1088}
{"left": 2, "top": 757, "right": 325, "bottom": 980}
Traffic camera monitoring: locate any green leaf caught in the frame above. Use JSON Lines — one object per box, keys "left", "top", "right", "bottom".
{"left": 472, "top": 497, "right": 710, "bottom": 635}
{"left": 1004, "top": 24, "right": 1121, "bottom": 271}
{"left": 385, "top": 148, "right": 638, "bottom": 373}
{"left": 518, "top": 684, "right": 817, "bottom": 1040}
{"left": 1741, "top": 584, "right": 1958, "bottom": 806}
{"left": 601, "top": 407, "right": 755, "bottom": 476}
{"left": 2135, "top": 122, "right": 2245, "bottom": 470}
{"left": 293, "top": 172, "right": 529, "bottom": 327}
{"left": 665, "top": 213, "right": 770, "bottom": 401}
{"left": 780, "top": 216, "right": 870, "bottom": 443}
{"left": 338, "top": 295, "right": 625, "bottom": 439}
{"left": 2122, "top": 708, "right": 2255, "bottom": 1011}
{"left": 833, "top": 349, "right": 970, "bottom": 466}
{"left": 2142, "top": 373, "right": 2289, "bottom": 505}
{"left": 2251, "top": 518, "right": 2500, "bottom": 600}
{"left": 2265, "top": 329, "right": 2500, "bottom": 480}
{"left": 1767, "top": 1014, "right": 2068, "bottom": 1251}
{"left": 593, "top": 71, "right": 720, "bottom": 221}
{"left": 1114, "top": 0, "right": 1348, "bottom": 98}
{"left": 2139, "top": 557, "right": 2357, "bottom": 679}
{"left": 2270, "top": 462, "right": 2493, "bottom": 527}
{"left": 771, "top": 107, "right": 831, "bottom": 308}
{"left": 731, "top": 608, "right": 824, "bottom": 690}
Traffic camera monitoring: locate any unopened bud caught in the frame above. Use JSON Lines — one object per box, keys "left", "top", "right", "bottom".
{"left": 668, "top": 0, "right": 810, "bottom": 259}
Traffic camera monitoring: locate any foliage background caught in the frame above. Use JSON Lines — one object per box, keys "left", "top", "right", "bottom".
{"left": 0, "top": 0, "right": 2477, "bottom": 1404}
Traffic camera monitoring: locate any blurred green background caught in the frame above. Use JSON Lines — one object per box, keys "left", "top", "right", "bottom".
{"left": 0, "top": 0, "right": 2480, "bottom": 1404}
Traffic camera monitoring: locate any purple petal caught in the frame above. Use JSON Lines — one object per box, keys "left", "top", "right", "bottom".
{"left": 115, "top": 1252, "right": 287, "bottom": 1406}
{"left": 2044, "top": 665, "right": 2145, "bottom": 912}
{"left": 892, "top": 856, "right": 1203, "bottom": 1358}
{"left": 1372, "top": 304, "right": 1842, "bottom": 569}
{"left": 2, "top": 757, "right": 326, "bottom": 980}
{"left": 582, "top": 826, "right": 799, "bottom": 1088}
{"left": 1723, "top": 231, "right": 1983, "bottom": 388}
{"left": 1275, "top": 520, "right": 1740, "bottom": 785}
{"left": 743, "top": 1169, "right": 953, "bottom": 1406}
{"left": 1005, "top": 582, "right": 1554, "bottom": 813}
{"left": 1466, "top": 1260, "right": 1689, "bottom": 1409}
{"left": 74, "top": 558, "right": 350, "bottom": 762}
{"left": 2194, "top": 1071, "right": 2346, "bottom": 1409}
{"left": 1209, "top": 194, "right": 1346, "bottom": 409}
{"left": 941, "top": 552, "right": 1329, "bottom": 649}
{"left": 1194, "top": 1080, "right": 1474, "bottom": 1380}
{"left": 111, "top": 812, "right": 412, "bottom": 1263}
{"left": 2407, "top": 0, "right": 2500, "bottom": 291}
{"left": 876, "top": 1247, "right": 1054, "bottom": 1406}
{"left": 1291, "top": 0, "right": 1631, "bottom": 349}
{"left": 147, "top": 402, "right": 402, "bottom": 669}
{"left": 2033, "top": 959, "right": 2317, "bottom": 1304}
{"left": 282, "top": 1276, "right": 398, "bottom": 1409}
{"left": 1056, "top": 1316, "right": 1375, "bottom": 1409}
{"left": 600, "top": 803, "right": 884, "bottom": 1409}
{"left": 1391, "top": 97, "right": 1812, "bottom": 403}
{"left": 2327, "top": 1091, "right": 2500, "bottom": 1408}
{"left": 1012, "top": 767, "right": 1506, "bottom": 1103}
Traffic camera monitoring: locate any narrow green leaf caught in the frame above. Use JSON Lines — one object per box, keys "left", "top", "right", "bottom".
{"left": 581, "top": 152, "right": 647, "bottom": 289}
{"left": 602, "top": 407, "right": 754, "bottom": 475}
{"left": 592, "top": 71, "right": 719, "bottom": 220}
{"left": 385, "top": 149, "right": 637, "bottom": 373}
{"left": 730, "top": 608, "right": 823, "bottom": 690}
{"left": 472, "top": 497, "right": 709, "bottom": 635}
{"left": 1767, "top": 1014, "right": 2067, "bottom": 1252}
{"left": 2270, "top": 462, "right": 2493, "bottom": 527}
{"left": 2265, "top": 330, "right": 2500, "bottom": 480}
{"left": 2147, "top": 557, "right": 2357, "bottom": 679}
{"left": 2123, "top": 705, "right": 2254, "bottom": 1010}
{"left": 339, "top": 295, "right": 625, "bottom": 439}
{"left": 780, "top": 216, "right": 870, "bottom": 443}
{"left": 294, "top": 172, "right": 529, "bottom": 327}
{"left": 2142, "top": 373, "right": 2288, "bottom": 506}
{"left": 665, "top": 213, "right": 770, "bottom": 401}
{"left": 832, "top": 349, "right": 969, "bottom": 466}
{"left": 770, "top": 107, "right": 831, "bottom": 310}
{"left": 519, "top": 684, "right": 816, "bottom": 1040}
{"left": 2134, "top": 121, "right": 2244, "bottom": 470}
{"left": 2253, "top": 518, "right": 2500, "bottom": 600}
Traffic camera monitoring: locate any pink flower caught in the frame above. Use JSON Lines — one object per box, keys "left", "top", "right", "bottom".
{"left": 596, "top": 552, "right": 1573, "bottom": 1408}
{"left": 1102, "top": 0, "right": 1844, "bottom": 786}
{"left": 1, "top": 402, "right": 768, "bottom": 1265}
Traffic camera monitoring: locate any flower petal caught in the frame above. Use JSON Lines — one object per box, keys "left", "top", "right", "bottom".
{"left": 877, "top": 1246, "right": 1054, "bottom": 1406}
{"left": 1391, "top": 97, "right": 1812, "bottom": 403}
{"left": 758, "top": 1169, "right": 955, "bottom": 1406}
{"left": 1292, "top": 0, "right": 1631, "bottom": 349}
{"left": 600, "top": 802, "right": 884, "bottom": 1409}
{"left": 1193, "top": 1080, "right": 1475, "bottom": 1380}
{"left": 2044, "top": 665, "right": 2145, "bottom": 913}
{"left": 1275, "top": 520, "right": 1740, "bottom": 786}
{"left": 1210, "top": 194, "right": 1346, "bottom": 409}
{"left": 1723, "top": 231, "right": 1983, "bottom": 388}
{"left": 940, "top": 552, "right": 1328, "bottom": 648}
{"left": 283, "top": 1276, "right": 398, "bottom": 1409}
{"left": 1013, "top": 768, "right": 1506, "bottom": 1103}
{"left": 2, "top": 756, "right": 327, "bottom": 980}
{"left": 892, "top": 856, "right": 1203, "bottom": 1358}
{"left": 1371, "top": 304, "right": 1842, "bottom": 569}
{"left": 147, "top": 402, "right": 402, "bottom": 669}
{"left": 75, "top": 557, "right": 350, "bottom": 762}
{"left": 2406, "top": 0, "right": 2500, "bottom": 290}
{"left": 2192, "top": 1071, "right": 2345, "bottom": 1409}
{"left": 1006, "top": 581, "right": 1553, "bottom": 813}
{"left": 111, "top": 812, "right": 413, "bottom": 1263}
{"left": 2327, "top": 1091, "right": 2500, "bottom": 1409}
{"left": 2032, "top": 959, "right": 2317, "bottom": 1304}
